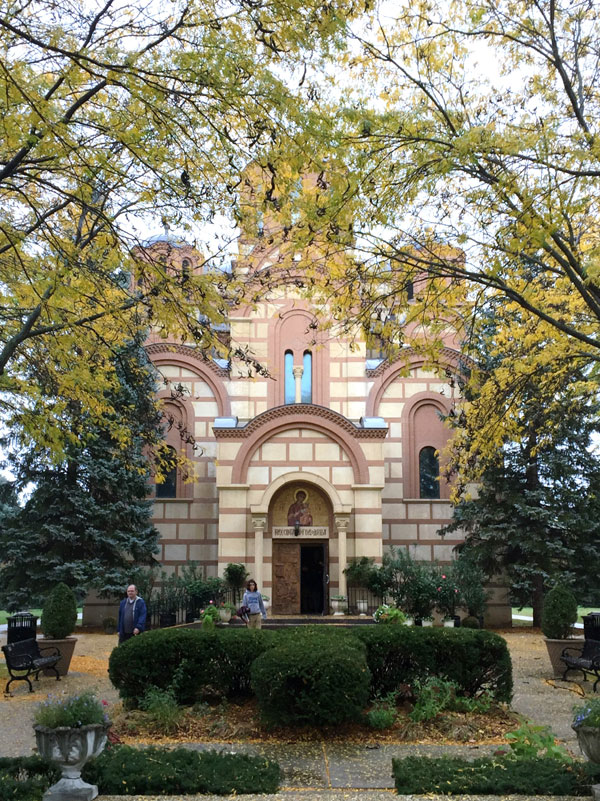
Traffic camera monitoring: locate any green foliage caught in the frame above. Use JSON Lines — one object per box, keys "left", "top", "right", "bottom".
{"left": 34, "top": 691, "right": 109, "bottom": 729}
{"left": 40, "top": 583, "right": 77, "bottom": 639}
{"left": 453, "top": 555, "right": 489, "bottom": 617}
{"left": 354, "top": 626, "right": 513, "bottom": 701}
{"left": 199, "top": 603, "right": 220, "bottom": 622}
{"left": 0, "top": 756, "right": 59, "bottom": 801}
{"left": 410, "top": 677, "right": 456, "bottom": 722}
{"left": 109, "top": 627, "right": 276, "bottom": 705}
{"left": 541, "top": 586, "right": 578, "bottom": 639}
{"left": 250, "top": 633, "right": 370, "bottom": 726}
{"left": 573, "top": 697, "right": 600, "bottom": 730}
{"left": 0, "top": 339, "right": 161, "bottom": 609}
{"left": 367, "top": 692, "right": 399, "bottom": 729}
{"left": 392, "top": 755, "right": 600, "bottom": 795}
{"left": 373, "top": 604, "right": 406, "bottom": 624}
{"left": 223, "top": 563, "right": 249, "bottom": 588}
{"left": 435, "top": 567, "right": 461, "bottom": 619}
{"left": 504, "top": 721, "right": 572, "bottom": 762}
{"left": 461, "top": 615, "right": 481, "bottom": 629}
{"left": 344, "top": 556, "right": 376, "bottom": 587}
{"left": 82, "top": 745, "right": 281, "bottom": 795}
{"left": 139, "top": 687, "right": 181, "bottom": 734}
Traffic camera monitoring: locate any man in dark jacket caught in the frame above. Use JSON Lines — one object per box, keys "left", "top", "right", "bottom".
{"left": 117, "top": 584, "right": 147, "bottom": 644}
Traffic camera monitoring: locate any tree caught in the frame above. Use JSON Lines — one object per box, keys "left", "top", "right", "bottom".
{"left": 317, "top": 0, "right": 600, "bottom": 354}
{"left": 440, "top": 390, "right": 600, "bottom": 627}
{"left": 0, "top": 336, "right": 164, "bottom": 609}
{"left": 0, "top": 0, "right": 358, "bottom": 453}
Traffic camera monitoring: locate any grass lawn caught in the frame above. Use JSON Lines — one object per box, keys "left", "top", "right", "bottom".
{"left": 0, "top": 608, "right": 83, "bottom": 625}
{"left": 512, "top": 606, "right": 599, "bottom": 626}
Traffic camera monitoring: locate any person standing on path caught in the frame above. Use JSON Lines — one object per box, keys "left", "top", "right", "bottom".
{"left": 117, "top": 584, "right": 147, "bottom": 644}
{"left": 242, "top": 579, "right": 267, "bottom": 629}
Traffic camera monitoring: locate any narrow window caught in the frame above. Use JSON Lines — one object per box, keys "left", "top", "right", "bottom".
{"left": 156, "top": 447, "right": 177, "bottom": 498}
{"left": 181, "top": 258, "right": 191, "bottom": 283}
{"left": 284, "top": 350, "right": 295, "bottom": 404}
{"left": 301, "top": 350, "right": 312, "bottom": 403}
{"left": 419, "top": 447, "right": 439, "bottom": 499}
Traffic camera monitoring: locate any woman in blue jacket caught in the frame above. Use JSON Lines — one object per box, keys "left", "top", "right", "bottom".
{"left": 242, "top": 579, "right": 267, "bottom": 629}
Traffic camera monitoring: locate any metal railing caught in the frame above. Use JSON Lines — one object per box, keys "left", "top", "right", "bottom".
{"left": 147, "top": 587, "right": 244, "bottom": 629}
{"left": 345, "top": 586, "right": 382, "bottom": 616}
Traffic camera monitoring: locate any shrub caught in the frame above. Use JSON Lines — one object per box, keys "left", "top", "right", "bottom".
{"left": 353, "top": 626, "right": 513, "bottom": 701}
{"left": 541, "top": 585, "right": 578, "bottom": 639}
{"left": 139, "top": 686, "right": 181, "bottom": 733}
{"left": 82, "top": 745, "right": 281, "bottom": 795}
{"left": 367, "top": 692, "right": 398, "bottom": 729}
{"left": 0, "top": 756, "right": 59, "bottom": 801}
{"left": 392, "top": 755, "right": 600, "bottom": 795}
{"left": 223, "top": 562, "right": 249, "bottom": 588}
{"left": 41, "top": 582, "right": 77, "bottom": 639}
{"left": 461, "top": 615, "right": 481, "bottom": 629}
{"left": 215, "top": 628, "right": 276, "bottom": 696}
{"left": 344, "top": 556, "right": 376, "bottom": 587}
{"left": 251, "top": 633, "right": 370, "bottom": 726}
{"left": 410, "top": 677, "right": 456, "bottom": 722}
{"left": 109, "top": 628, "right": 216, "bottom": 705}
{"left": 373, "top": 604, "right": 406, "bottom": 624}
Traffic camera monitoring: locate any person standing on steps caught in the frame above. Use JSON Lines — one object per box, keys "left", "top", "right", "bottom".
{"left": 242, "top": 579, "right": 267, "bottom": 629}
{"left": 117, "top": 584, "right": 147, "bottom": 644}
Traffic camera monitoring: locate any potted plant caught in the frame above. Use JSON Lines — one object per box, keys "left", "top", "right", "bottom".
{"left": 34, "top": 691, "right": 110, "bottom": 801}
{"left": 573, "top": 696, "right": 600, "bottom": 765}
{"left": 223, "top": 563, "right": 248, "bottom": 605}
{"left": 541, "top": 585, "right": 579, "bottom": 678}
{"left": 199, "top": 601, "right": 220, "bottom": 627}
{"left": 330, "top": 595, "right": 346, "bottom": 616}
{"left": 41, "top": 583, "right": 78, "bottom": 675}
{"left": 218, "top": 601, "right": 236, "bottom": 623}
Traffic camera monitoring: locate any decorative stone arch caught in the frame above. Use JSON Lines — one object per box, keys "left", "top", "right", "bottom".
{"left": 154, "top": 389, "right": 195, "bottom": 499}
{"left": 401, "top": 392, "right": 452, "bottom": 500}
{"left": 227, "top": 405, "right": 374, "bottom": 485}
{"left": 366, "top": 347, "right": 465, "bottom": 417}
{"left": 145, "top": 342, "right": 231, "bottom": 416}
{"left": 250, "top": 471, "right": 352, "bottom": 517}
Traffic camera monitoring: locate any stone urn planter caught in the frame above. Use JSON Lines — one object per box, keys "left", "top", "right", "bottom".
{"left": 331, "top": 597, "right": 346, "bottom": 616}
{"left": 574, "top": 725, "right": 600, "bottom": 763}
{"left": 34, "top": 723, "right": 110, "bottom": 801}
{"left": 219, "top": 608, "right": 232, "bottom": 623}
{"left": 357, "top": 599, "right": 368, "bottom": 616}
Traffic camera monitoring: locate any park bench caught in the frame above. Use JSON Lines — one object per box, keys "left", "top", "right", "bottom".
{"left": 561, "top": 639, "right": 600, "bottom": 692}
{"left": 1, "top": 638, "right": 61, "bottom": 695}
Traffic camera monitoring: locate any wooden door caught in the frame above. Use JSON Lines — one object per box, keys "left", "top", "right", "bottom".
{"left": 273, "top": 542, "right": 300, "bottom": 614}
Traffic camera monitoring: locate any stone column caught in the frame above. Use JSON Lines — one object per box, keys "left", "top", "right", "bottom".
{"left": 293, "top": 366, "right": 304, "bottom": 403}
{"left": 335, "top": 516, "right": 350, "bottom": 599}
{"left": 251, "top": 516, "right": 267, "bottom": 590}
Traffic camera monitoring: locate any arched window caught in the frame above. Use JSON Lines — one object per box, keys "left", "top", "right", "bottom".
{"left": 156, "top": 446, "right": 177, "bottom": 498}
{"left": 419, "top": 446, "right": 440, "bottom": 499}
{"left": 284, "top": 350, "right": 295, "bottom": 404}
{"left": 181, "top": 258, "right": 191, "bottom": 283}
{"left": 301, "top": 350, "right": 312, "bottom": 403}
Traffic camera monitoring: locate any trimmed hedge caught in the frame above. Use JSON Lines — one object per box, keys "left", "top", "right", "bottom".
{"left": 392, "top": 755, "right": 600, "bottom": 795}
{"left": 0, "top": 756, "right": 59, "bottom": 801}
{"left": 109, "top": 625, "right": 512, "bottom": 707}
{"left": 251, "top": 634, "right": 370, "bottom": 726}
{"left": 353, "top": 626, "right": 513, "bottom": 701}
{"left": 82, "top": 745, "right": 281, "bottom": 795}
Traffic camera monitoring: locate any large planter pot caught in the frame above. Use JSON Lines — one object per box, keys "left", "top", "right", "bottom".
{"left": 41, "top": 637, "right": 77, "bottom": 676}
{"left": 331, "top": 599, "right": 345, "bottom": 616}
{"left": 357, "top": 600, "right": 368, "bottom": 616}
{"left": 544, "top": 637, "right": 582, "bottom": 679}
{"left": 34, "top": 723, "right": 109, "bottom": 801}
{"left": 573, "top": 725, "right": 600, "bottom": 763}
{"left": 219, "top": 608, "right": 232, "bottom": 623}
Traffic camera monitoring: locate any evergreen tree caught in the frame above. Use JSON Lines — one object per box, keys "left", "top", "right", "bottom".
{"left": 441, "top": 400, "right": 600, "bottom": 626}
{"left": 0, "top": 338, "right": 162, "bottom": 609}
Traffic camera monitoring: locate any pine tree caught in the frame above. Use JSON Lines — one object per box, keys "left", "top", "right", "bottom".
{"left": 441, "top": 400, "right": 600, "bottom": 626}
{"left": 0, "top": 338, "right": 162, "bottom": 609}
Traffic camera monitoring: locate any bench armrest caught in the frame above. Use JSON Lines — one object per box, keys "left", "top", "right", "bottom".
{"left": 38, "top": 645, "right": 61, "bottom": 658}
{"left": 561, "top": 645, "right": 584, "bottom": 658}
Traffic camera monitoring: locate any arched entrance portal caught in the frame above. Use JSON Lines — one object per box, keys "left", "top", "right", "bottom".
{"left": 270, "top": 482, "right": 331, "bottom": 615}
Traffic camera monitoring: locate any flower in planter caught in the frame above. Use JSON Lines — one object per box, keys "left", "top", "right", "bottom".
{"left": 573, "top": 697, "right": 600, "bottom": 730}
{"left": 35, "top": 691, "right": 110, "bottom": 729}
{"left": 373, "top": 604, "right": 406, "bottom": 624}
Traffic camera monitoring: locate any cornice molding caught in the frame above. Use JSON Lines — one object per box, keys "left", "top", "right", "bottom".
{"left": 213, "top": 404, "right": 388, "bottom": 440}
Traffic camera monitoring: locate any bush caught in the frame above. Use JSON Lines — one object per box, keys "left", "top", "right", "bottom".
{"left": 82, "top": 745, "right": 281, "bottom": 795}
{"left": 41, "top": 582, "right": 77, "bottom": 639}
{"left": 541, "top": 585, "right": 578, "bottom": 639}
{"left": 109, "top": 627, "right": 276, "bottom": 705}
{"left": 353, "top": 626, "right": 513, "bottom": 701}
{"left": 461, "top": 615, "right": 481, "bottom": 629}
{"left": 0, "top": 756, "right": 59, "bottom": 801}
{"left": 367, "top": 692, "right": 398, "bottom": 729}
{"left": 251, "top": 633, "right": 370, "bottom": 726}
{"left": 139, "top": 686, "right": 181, "bottom": 733}
{"left": 392, "top": 755, "right": 600, "bottom": 795}
{"left": 223, "top": 562, "right": 249, "bottom": 588}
